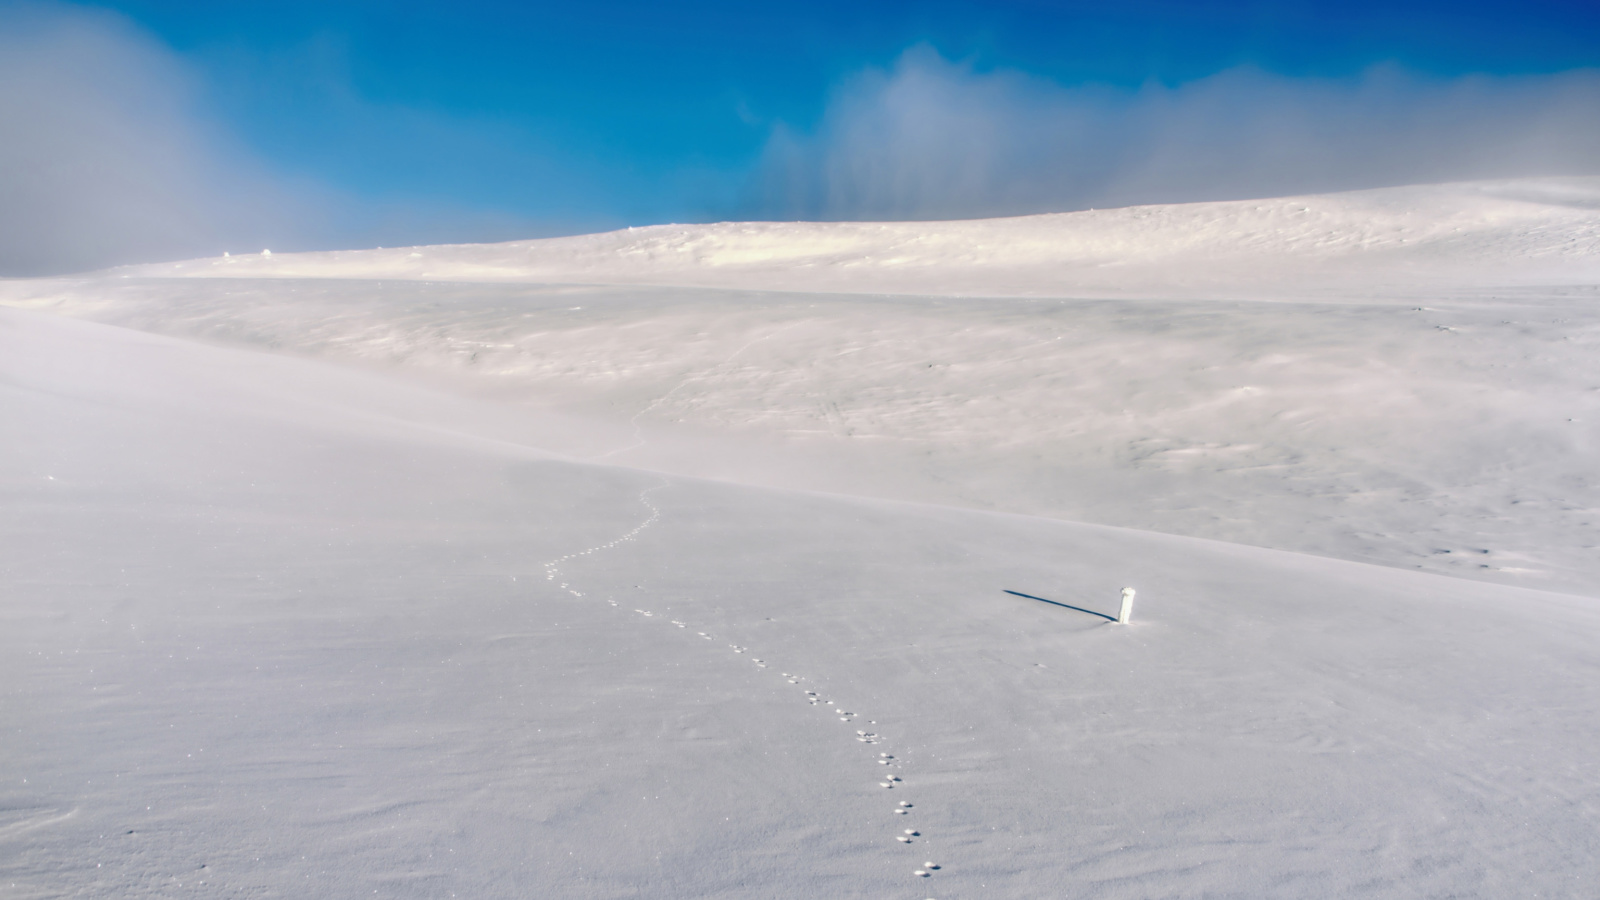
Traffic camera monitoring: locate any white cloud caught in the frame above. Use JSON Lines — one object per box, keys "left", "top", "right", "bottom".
{"left": 0, "top": 4, "right": 326, "bottom": 275}
{"left": 752, "top": 46, "right": 1600, "bottom": 220}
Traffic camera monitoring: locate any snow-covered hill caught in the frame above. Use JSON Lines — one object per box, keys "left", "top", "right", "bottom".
{"left": 119, "top": 178, "right": 1600, "bottom": 298}
{"left": 5, "top": 306, "right": 1598, "bottom": 898}
{"left": 6, "top": 179, "right": 1599, "bottom": 595}
{"left": 3, "top": 180, "right": 1599, "bottom": 897}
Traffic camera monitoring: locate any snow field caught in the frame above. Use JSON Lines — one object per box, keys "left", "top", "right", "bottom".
{"left": 10, "top": 273, "right": 1597, "bottom": 595}
{"left": 543, "top": 481, "right": 942, "bottom": 883}
{"left": 3, "top": 180, "right": 1599, "bottom": 897}
{"left": 3, "top": 307, "right": 1597, "bottom": 897}
{"left": 112, "top": 179, "right": 1600, "bottom": 299}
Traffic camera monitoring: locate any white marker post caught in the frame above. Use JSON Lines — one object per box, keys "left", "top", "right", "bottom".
{"left": 1117, "top": 587, "right": 1136, "bottom": 624}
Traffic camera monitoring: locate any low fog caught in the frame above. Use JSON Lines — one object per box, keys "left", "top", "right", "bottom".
{"left": 0, "top": 5, "right": 322, "bottom": 276}
{"left": 753, "top": 46, "right": 1600, "bottom": 220}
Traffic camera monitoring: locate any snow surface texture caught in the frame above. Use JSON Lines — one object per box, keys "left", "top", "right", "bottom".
{"left": 3, "top": 180, "right": 1599, "bottom": 897}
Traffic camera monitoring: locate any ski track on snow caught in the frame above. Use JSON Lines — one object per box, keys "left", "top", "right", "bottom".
{"left": 540, "top": 481, "right": 946, "bottom": 892}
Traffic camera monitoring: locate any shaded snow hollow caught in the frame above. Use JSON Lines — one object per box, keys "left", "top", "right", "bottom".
{"left": 2, "top": 179, "right": 1599, "bottom": 898}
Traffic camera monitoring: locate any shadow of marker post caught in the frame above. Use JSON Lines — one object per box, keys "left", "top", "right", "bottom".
{"left": 1004, "top": 590, "right": 1117, "bottom": 622}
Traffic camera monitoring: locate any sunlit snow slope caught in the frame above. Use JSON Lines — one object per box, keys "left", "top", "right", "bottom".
{"left": 120, "top": 178, "right": 1600, "bottom": 298}
{"left": 3, "top": 179, "right": 1599, "bottom": 898}
{"left": 5, "top": 179, "right": 1598, "bottom": 595}
{"left": 4, "top": 307, "right": 1597, "bottom": 899}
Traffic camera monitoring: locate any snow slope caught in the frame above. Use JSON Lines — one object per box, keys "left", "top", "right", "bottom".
{"left": 3, "top": 179, "right": 1599, "bottom": 897}
{"left": 6, "top": 181, "right": 1598, "bottom": 595}
{"left": 4, "top": 307, "right": 1598, "bottom": 899}
{"left": 116, "top": 178, "right": 1600, "bottom": 299}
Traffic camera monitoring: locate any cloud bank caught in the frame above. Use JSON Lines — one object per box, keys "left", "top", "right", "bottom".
{"left": 0, "top": 4, "right": 332, "bottom": 275}
{"left": 0, "top": 3, "right": 616, "bottom": 276}
{"left": 751, "top": 47, "right": 1600, "bottom": 220}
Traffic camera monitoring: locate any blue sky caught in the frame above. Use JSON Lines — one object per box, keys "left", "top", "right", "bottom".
{"left": 3, "top": 0, "right": 1600, "bottom": 273}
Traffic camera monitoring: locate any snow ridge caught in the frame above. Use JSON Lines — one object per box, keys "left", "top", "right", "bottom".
{"left": 121, "top": 178, "right": 1600, "bottom": 299}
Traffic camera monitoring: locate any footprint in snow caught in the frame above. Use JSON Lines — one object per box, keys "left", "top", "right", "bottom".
{"left": 541, "top": 485, "right": 943, "bottom": 884}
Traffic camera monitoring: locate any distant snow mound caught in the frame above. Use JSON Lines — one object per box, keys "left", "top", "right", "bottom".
{"left": 123, "top": 178, "right": 1600, "bottom": 299}
{"left": 1473, "top": 178, "right": 1600, "bottom": 210}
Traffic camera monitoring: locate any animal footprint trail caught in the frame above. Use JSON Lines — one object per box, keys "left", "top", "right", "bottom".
{"left": 541, "top": 482, "right": 665, "bottom": 598}
{"left": 766, "top": 671, "right": 940, "bottom": 886}
{"left": 538, "top": 480, "right": 944, "bottom": 892}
